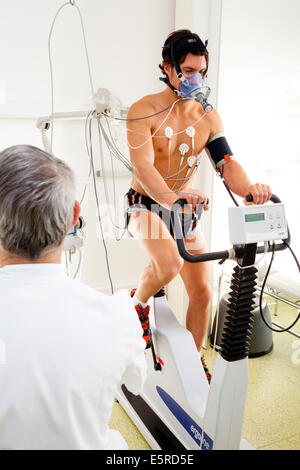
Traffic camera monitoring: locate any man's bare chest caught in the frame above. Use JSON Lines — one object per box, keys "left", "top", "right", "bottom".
{"left": 151, "top": 113, "right": 210, "bottom": 164}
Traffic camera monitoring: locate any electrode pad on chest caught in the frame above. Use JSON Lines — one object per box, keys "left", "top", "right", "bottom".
{"left": 205, "top": 133, "right": 234, "bottom": 170}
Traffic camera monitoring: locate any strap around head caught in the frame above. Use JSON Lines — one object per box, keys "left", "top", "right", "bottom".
{"left": 163, "top": 35, "right": 208, "bottom": 79}
{"left": 170, "top": 44, "right": 183, "bottom": 78}
{"left": 159, "top": 77, "right": 181, "bottom": 96}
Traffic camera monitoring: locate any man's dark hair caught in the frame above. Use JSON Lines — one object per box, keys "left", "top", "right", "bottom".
{"left": 159, "top": 29, "right": 209, "bottom": 77}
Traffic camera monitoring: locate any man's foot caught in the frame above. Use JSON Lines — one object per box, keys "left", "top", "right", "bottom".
{"left": 130, "top": 289, "right": 152, "bottom": 349}
{"left": 201, "top": 355, "right": 211, "bottom": 383}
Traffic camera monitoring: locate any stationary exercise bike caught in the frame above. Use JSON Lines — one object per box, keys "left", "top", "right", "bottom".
{"left": 116, "top": 194, "right": 290, "bottom": 450}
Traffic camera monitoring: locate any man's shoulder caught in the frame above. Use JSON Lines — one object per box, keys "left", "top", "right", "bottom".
{"left": 203, "top": 108, "right": 224, "bottom": 138}
{"left": 60, "top": 277, "right": 113, "bottom": 312}
{"left": 65, "top": 280, "right": 135, "bottom": 321}
{"left": 65, "top": 277, "right": 104, "bottom": 298}
{"left": 66, "top": 278, "right": 126, "bottom": 304}
{"left": 128, "top": 92, "right": 165, "bottom": 118}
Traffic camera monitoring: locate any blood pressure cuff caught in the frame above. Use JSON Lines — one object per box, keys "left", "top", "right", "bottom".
{"left": 205, "top": 133, "right": 234, "bottom": 170}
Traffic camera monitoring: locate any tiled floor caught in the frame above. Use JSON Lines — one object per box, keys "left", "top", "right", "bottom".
{"left": 109, "top": 296, "right": 300, "bottom": 450}
{"left": 240, "top": 299, "right": 300, "bottom": 450}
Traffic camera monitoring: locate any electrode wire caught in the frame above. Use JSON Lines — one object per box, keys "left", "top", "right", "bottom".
{"left": 87, "top": 113, "right": 114, "bottom": 294}
{"left": 127, "top": 98, "right": 182, "bottom": 150}
{"left": 48, "top": 1, "right": 95, "bottom": 153}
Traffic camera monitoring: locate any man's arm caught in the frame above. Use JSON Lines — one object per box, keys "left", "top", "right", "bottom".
{"left": 222, "top": 160, "right": 271, "bottom": 204}
{"left": 208, "top": 110, "right": 272, "bottom": 204}
{"left": 127, "top": 99, "right": 178, "bottom": 209}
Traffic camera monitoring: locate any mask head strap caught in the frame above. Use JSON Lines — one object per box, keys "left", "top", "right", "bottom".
{"left": 162, "top": 34, "right": 208, "bottom": 80}
{"left": 159, "top": 76, "right": 181, "bottom": 96}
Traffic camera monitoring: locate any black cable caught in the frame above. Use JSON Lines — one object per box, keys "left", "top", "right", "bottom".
{"left": 88, "top": 114, "right": 114, "bottom": 295}
{"left": 101, "top": 97, "right": 184, "bottom": 122}
{"left": 220, "top": 183, "right": 300, "bottom": 331}
{"left": 215, "top": 173, "right": 300, "bottom": 332}
{"left": 283, "top": 239, "right": 300, "bottom": 272}
{"left": 221, "top": 177, "right": 239, "bottom": 207}
{"left": 102, "top": 89, "right": 208, "bottom": 123}
{"left": 259, "top": 242, "right": 300, "bottom": 332}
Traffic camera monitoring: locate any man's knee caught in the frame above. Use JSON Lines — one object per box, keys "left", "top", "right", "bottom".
{"left": 153, "top": 255, "right": 184, "bottom": 284}
{"left": 189, "top": 281, "right": 212, "bottom": 306}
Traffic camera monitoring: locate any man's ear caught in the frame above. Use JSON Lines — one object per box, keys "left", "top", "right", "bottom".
{"left": 163, "top": 63, "right": 171, "bottom": 77}
{"left": 71, "top": 200, "right": 81, "bottom": 228}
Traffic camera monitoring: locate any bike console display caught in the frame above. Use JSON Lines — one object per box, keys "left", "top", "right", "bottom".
{"left": 228, "top": 203, "right": 288, "bottom": 244}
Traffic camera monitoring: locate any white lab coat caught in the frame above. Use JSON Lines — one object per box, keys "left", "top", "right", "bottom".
{"left": 0, "top": 264, "right": 147, "bottom": 450}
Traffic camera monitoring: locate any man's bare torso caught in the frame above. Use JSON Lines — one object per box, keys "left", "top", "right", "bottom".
{"left": 129, "top": 90, "right": 217, "bottom": 197}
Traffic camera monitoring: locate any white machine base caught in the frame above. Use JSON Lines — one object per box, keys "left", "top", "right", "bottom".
{"left": 117, "top": 294, "right": 254, "bottom": 451}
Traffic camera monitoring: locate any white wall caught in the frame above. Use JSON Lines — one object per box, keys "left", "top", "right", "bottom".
{"left": 212, "top": 0, "right": 300, "bottom": 279}
{"left": 169, "top": 0, "right": 300, "bottom": 324}
{"left": 0, "top": 0, "right": 176, "bottom": 292}
{"left": 0, "top": 0, "right": 176, "bottom": 116}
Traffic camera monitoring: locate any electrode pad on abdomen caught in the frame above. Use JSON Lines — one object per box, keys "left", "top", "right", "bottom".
{"left": 205, "top": 133, "right": 234, "bottom": 170}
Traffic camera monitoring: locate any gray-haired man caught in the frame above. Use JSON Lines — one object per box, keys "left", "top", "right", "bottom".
{"left": 0, "top": 145, "right": 146, "bottom": 450}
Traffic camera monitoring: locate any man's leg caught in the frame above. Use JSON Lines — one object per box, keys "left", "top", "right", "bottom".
{"left": 128, "top": 210, "right": 184, "bottom": 303}
{"left": 179, "top": 229, "right": 212, "bottom": 351}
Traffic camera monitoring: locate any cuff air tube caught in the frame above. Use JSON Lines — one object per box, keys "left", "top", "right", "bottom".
{"left": 205, "top": 133, "right": 234, "bottom": 170}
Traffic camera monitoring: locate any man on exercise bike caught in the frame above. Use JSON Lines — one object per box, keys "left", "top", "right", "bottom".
{"left": 125, "top": 29, "right": 272, "bottom": 375}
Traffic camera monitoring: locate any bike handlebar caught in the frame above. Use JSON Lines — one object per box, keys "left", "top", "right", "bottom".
{"left": 245, "top": 193, "right": 280, "bottom": 204}
{"left": 170, "top": 194, "right": 290, "bottom": 263}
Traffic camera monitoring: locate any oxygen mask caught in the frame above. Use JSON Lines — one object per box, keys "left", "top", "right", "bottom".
{"left": 179, "top": 72, "right": 212, "bottom": 113}
{"left": 180, "top": 72, "right": 204, "bottom": 98}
